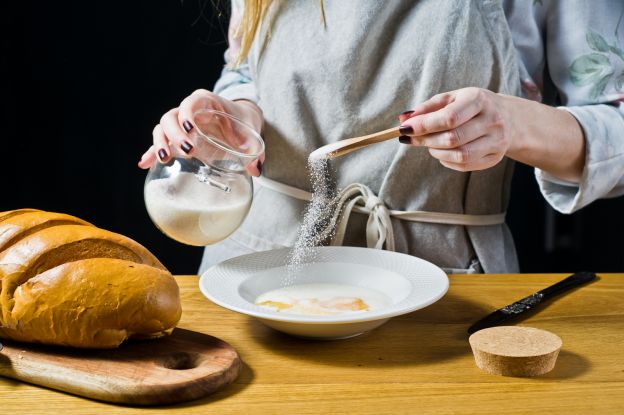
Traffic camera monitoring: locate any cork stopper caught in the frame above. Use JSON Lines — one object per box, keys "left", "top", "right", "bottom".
{"left": 469, "top": 326, "right": 562, "bottom": 377}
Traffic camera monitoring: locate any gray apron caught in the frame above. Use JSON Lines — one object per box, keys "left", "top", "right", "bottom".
{"left": 200, "top": 0, "right": 521, "bottom": 274}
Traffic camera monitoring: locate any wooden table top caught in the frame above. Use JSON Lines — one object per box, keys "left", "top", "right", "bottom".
{"left": 2, "top": 273, "right": 623, "bottom": 414}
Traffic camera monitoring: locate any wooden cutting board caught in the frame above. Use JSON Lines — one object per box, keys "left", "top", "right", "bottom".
{"left": 0, "top": 328, "right": 241, "bottom": 405}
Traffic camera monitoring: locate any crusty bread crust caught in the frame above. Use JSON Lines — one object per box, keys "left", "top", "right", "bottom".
{"left": 0, "top": 208, "right": 41, "bottom": 223}
{"left": 0, "top": 211, "right": 92, "bottom": 253}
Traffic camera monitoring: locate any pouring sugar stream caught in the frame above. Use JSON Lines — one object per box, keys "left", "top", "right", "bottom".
{"left": 285, "top": 125, "right": 404, "bottom": 285}
{"left": 258, "top": 129, "right": 403, "bottom": 317}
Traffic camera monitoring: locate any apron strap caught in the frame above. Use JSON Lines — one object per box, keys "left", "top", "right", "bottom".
{"left": 255, "top": 175, "right": 313, "bottom": 201}
{"left": 254, "top": 176, "right": 506, "bottom": 250}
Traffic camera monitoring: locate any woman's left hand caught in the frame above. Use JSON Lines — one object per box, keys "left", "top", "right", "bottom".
{"left": 397, "top": 87, "right": 513, "bottom": 172}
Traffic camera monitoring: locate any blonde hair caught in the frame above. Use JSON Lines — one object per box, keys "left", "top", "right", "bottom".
{"left": 234, "top": 0, "right": 325, "bottom": 66}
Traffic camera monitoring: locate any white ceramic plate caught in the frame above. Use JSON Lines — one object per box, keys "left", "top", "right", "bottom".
{"left": 199, "top": 246, "right": 449, "bottom": 339}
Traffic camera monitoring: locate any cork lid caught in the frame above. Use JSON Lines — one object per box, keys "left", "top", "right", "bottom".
{"left": 469, "top": 326, "right": 562, "bottom": 376}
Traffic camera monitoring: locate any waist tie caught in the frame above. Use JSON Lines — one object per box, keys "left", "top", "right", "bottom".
{"left": 254, "top": 176, "right": 506, "bottom": 251}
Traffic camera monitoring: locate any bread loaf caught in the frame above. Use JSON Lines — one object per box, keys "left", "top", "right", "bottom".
{"left": 0, "top": 209, "right": 181, "bottom": 348}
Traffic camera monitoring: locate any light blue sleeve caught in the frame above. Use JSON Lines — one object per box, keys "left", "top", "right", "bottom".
{"left": 213, "top": 57, "right": 259, "bottom": 103}
{"left": 532, "top": 0, "right": 624, "bottom": 213}
{"left": 212, "top": 0, "right": 259, "bottom": 104}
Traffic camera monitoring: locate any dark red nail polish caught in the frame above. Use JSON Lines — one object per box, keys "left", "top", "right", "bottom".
{"left": 399, "top": 135, "right": 411, "bottom": 144}
{"left": 400, "top": 110, "right": 415, "bottom": 117}
{"left": 183, "top": 120, "right": 194, "bottom": 133}
{"left": 399, "top": 125, "right": 413, "bottom": 135}
{"left": 158, "top": 148, "right": 168, "bottom": 161}
{"left": 257, "top": 160, "right": 263, "bottom": 175}
{"left": 181, "top": 141, "right": 193, "bottom": 154}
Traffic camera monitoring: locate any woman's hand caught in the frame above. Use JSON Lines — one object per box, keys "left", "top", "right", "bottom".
{"left": 397, "top": 87, "right": 586, "bottom": 182}
{"left": 397, "top": 88, "right": 512, "bottom": 172}
{"left": 138, "top": 89, "right": 264, "bottom": 176}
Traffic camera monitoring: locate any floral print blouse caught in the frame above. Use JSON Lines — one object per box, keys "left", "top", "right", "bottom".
{"left": 505, "top": 0, "right": 624, "bottom": 213}
{"left": 215, "top": 0, "right": 624, "bottom": 214}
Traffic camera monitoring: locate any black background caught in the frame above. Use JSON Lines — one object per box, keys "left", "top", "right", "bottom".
{"left": 2, "top": 1, "right": 623, "bottom": 274}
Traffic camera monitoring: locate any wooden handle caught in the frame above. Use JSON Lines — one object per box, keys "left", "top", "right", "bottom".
{"left": 539, "top": 271, "right": 597, "bottom": 298}
{"left": 311, "top": 126, "right": 402, "bottom": 160}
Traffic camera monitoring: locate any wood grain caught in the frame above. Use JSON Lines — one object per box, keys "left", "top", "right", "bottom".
{"left": 312, "top": 126, "right": 401, "bottom": 159}
{"left": 0, "top": 328, "right": 241, "bottom": 405}
{"left": 1, "top": 273, "right": 623, "bottom": 414}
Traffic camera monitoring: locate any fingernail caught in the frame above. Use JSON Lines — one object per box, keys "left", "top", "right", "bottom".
{"left": 158, "top": 148, "right": 168, "bottom": 161}
{"left": 399, "top": 110, "right": 414, "bottom": 118}
{"left": 399, "top": 135, "right": 411, "bottom": 144}
{"left": 399, "top": 125, "right": 413, "bottom": 135}
{"left": 257, "top": 160, "right": 263, "bottom": 175}
{"left": 183, "top": 120, "right": 194, "bottom": 133}
{"left": 181, "top": 141, "right": 194, "bottom": 154}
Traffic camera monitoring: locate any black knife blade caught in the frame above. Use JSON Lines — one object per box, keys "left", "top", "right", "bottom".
{"left": 467, "top": 271, "right": 597, "bottom": 335}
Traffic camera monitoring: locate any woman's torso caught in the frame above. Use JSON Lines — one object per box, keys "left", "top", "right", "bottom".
{"left": 201, "top": 0, "right": 521, "bottom": 274}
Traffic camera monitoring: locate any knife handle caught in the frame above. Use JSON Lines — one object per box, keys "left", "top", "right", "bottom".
{"left": 539, "top": 271, "right": 596, "bottom": 299}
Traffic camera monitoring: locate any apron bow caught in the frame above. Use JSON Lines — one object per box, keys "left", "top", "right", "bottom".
{"left": 330, "top": 183, "right": 395, "bottom": 251}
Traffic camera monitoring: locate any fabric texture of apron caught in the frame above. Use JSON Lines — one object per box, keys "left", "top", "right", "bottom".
{"left": 200, "top": 0, "right": 521, "bottom": 274}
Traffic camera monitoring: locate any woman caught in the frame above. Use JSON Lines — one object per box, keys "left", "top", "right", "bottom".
{"left": 139, "top": 0, "right": 624, "bottom": 274}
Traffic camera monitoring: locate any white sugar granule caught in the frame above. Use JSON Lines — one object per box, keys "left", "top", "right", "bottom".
{"left": 284, "top": 157, "right": 340, "bottom": 285}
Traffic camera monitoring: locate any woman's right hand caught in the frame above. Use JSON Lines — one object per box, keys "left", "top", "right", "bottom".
{"left": 138, "top": 89, "right": 264, "bottom": 176}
